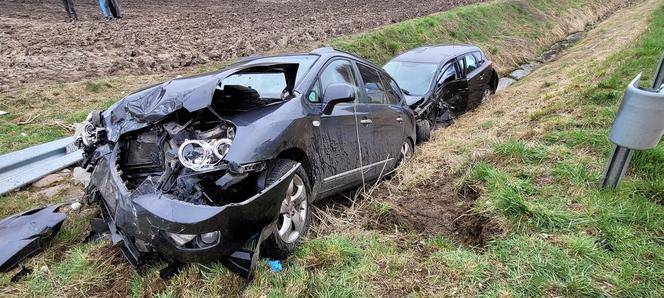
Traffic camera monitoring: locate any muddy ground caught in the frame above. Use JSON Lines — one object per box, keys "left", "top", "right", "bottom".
{"left": 0, "top": 0, "right": 484, "bottom": 91}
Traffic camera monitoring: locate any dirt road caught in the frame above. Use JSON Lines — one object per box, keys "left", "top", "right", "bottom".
{"left": 0, "top": 0, "right": 484, "bottom": 90}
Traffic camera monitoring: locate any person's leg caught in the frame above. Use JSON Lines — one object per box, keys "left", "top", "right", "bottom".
{"left": 67, "top": 0, "right": 78, "bottom": 20}
{"left": 99, "top": 0, "right": 111, "bottom": 18}
{"left": 62, "top": 0, "right": 72, "bottom": 18}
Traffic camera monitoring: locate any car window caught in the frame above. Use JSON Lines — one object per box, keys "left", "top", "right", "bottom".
{"left": 357, "top": 63, "right": 387, "bottom": 104}
{"left": 383, "top": 61, "right": 438, "bottom": 96}
{"left": 380, "top": 74, "right": 402, "bottom": 105}
{"left": 312, "top": 59, "right": 360, "bottom": 103}
{"left": 438, "top": 64, "right": 457, "bottom": 85}
{"left": 221, "top": 72, "right": 286, "bottom": 99}
{"left": 465, "top": 54, "right": 478, "bottom": 73}
{"left": 472, "top": 51, "right": 484, "bottom": 66}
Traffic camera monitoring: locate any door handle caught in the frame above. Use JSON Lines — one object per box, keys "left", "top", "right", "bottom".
{"left": 360, "top": 119, "right": 373, "bottom": 125}
{"left": 396, "top": 117, "right": 403, "bottom": 122}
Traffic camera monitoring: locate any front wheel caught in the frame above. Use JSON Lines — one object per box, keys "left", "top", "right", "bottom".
{"left": 396, "top": 139, "right": 414, "bottom": 168}
{"left": 261, "top": 159, "right": 312, "bottom": 259}
{"left": 480, "top": 84, "right": 492, "bottom": 104}
{"left": 416, "top": 119, "right": 432, "bottom": 144}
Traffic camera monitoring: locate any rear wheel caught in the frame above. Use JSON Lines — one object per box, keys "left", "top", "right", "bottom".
{"left": 261, "top": 159, "right": 312, "bottom": 259}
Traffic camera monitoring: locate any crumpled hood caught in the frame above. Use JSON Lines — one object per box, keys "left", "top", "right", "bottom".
{"left": 102, "top": 72, "right": 227, "bottom": 142}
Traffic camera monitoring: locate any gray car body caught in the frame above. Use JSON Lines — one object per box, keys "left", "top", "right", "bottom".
{"left": 101, "top": 47, "right": 416, "bottom": 201}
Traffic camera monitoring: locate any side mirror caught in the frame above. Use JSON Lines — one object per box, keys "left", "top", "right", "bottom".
{"left": 322, "top": 83, "right": 356, "bottom": 115}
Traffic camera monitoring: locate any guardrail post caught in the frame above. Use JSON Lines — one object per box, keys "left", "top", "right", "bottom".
{"left": 602, "top": 53, "right": 664, "bottom": 188}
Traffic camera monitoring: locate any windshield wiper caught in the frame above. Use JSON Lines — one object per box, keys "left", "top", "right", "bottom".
{"left": 401, "top": 88, "right": 411, "bottom": 95}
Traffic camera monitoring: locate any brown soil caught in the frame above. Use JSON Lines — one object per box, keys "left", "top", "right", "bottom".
{"left": 369, "top": 172, "right": 499, "bottom": 247}
{"left": 0, "top": 0, "right": 485, "bottom": 91}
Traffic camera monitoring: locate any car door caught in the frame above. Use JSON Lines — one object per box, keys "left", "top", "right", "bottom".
{"left": 432, "top": 60, "right": 468, "bottom": 119}
{"left": 308, "top": 58, "right": 364, "bottom": 193}
{"left": 464, "top": 52, "right": 490, "bottom": 110}
{"left": 355, "top": 62, "right": 404, "bottom": 179}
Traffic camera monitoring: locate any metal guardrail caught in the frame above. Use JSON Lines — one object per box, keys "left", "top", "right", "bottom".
{"left": 0, "top": 137, "right": 82, "bottom": 196}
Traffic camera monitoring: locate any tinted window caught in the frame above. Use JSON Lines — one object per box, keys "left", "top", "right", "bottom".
{"left": 472, "top": 51, "right": 484, "bottom": 66}
{"left": 357, "top": 63, "right": 387, "bottom": 104}
{"left": 380, "top": 74, "right": 402, "bottom": 105}
{"left": 315, "top": 59, "right": 360, "bottom": 103}
{"left": 438, "top": 64, "right": 457, "bottom": 85}
{"left": 465, "top": 54, "right": 478, "bottom": 73}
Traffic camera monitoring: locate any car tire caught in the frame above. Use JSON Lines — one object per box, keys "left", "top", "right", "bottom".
{"left": 480, "top": 84, "right": 491, "bottom": 104}
{"left": 416, "top": 119, "right": 432, "bottom": 143}
{"left": 396, "top": 138, "right": 414, "bottom": 168}
{"left": 261, "top": 159, "right": 312, "bottom": 259}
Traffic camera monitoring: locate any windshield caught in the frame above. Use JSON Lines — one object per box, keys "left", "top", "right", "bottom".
{"left": 383, "top": 61, "right": 438, "bottom": 96}
{"left": 220, "top": 55, "right": 318, "bottom": 99}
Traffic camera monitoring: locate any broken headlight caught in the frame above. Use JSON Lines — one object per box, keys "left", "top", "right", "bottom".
{"left": 177, "top": 138, "right": 233, "bottom": 171}
{"left": 166, "top": 231, "right": 220, "bottom": 247}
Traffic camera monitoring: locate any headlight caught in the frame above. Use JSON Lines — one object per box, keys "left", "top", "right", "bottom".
{"left": 178, "top": 138, "right": 233, "bottom": 171}
{"left": 166, "top": 231, "right": 220, "bottom": 247}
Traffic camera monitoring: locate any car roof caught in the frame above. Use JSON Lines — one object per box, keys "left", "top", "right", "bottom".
{"left": 389, "top": 44, "right": 481, "bottom": 64}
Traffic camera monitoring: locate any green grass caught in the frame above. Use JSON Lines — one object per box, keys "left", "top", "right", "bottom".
{"left": 333, "top": 0, "right": 617, "bottom": 68}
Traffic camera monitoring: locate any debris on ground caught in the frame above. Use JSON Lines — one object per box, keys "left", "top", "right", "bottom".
{"left": 0, "top": 111, "right": 7, "bottom": 117}
{"left": 267, "top": 260, "right": 283, "bottom": 272}
{"left": 10, "top": 266, "right": 32, "bottom": 282}
{"left": 70, "top": 202, "right": 82, "bottom": 211}
{"left": 0, "top": 204, "right": 66, "bottom": 272}
{"left": 31, "top": 173, "right": 64, "bottom": 188}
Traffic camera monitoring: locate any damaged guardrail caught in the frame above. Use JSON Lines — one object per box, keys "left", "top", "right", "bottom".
{"left": 602, "top": 53, "right": 664, "bottom": 188}
{"left": 0, "top": 137, "right": 82, "bottom": 196}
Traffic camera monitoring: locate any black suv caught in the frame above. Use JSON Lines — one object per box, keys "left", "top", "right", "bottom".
{"left": 384, "top": 44, "right": 498, "bottom": 142}
{"left": 76, "top": 47, "right": 415, "bottom": 277}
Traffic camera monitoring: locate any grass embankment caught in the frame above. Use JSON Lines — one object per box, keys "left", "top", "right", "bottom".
{"left": 2, "top": 0, "right": 662, "bottom": 297}
{"left": 334, "top": 0, "right": 629, "bottom": 70}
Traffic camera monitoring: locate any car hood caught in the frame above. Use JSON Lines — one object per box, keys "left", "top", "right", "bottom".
{"left": 101, "top": 60, "right": 299, "bottom": 142}
{"left": 405, "top": 95, "right": 424, "bottom": 107}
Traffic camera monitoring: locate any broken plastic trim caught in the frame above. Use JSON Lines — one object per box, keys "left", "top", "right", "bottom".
{"left": 0, "top": 204, "right": 66, "bottom": 272}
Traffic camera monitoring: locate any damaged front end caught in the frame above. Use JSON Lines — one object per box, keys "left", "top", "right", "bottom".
{"left": 76, "top": 96, "right": 297, "bottom": 278}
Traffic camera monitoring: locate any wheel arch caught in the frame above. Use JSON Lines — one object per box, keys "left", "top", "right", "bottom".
{"left": 276, "top": 147, "right": 315, "bottom": 189}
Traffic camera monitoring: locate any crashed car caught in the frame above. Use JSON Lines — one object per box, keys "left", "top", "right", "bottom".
{"left": 76, "top": 47, "right": 415, "bottom": 277}
{"left": 383, "top": 44, "right": 499, "bottom": 142}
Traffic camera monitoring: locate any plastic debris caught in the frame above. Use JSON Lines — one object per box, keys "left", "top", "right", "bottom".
{"left": 0, "top": 111, "right": 7, "bottom": 116}
{"left": 266, "top": 259, "right": 282, "bottom": 272}
{"left": 70, "top": 202, "right": 82, "bottom": 210}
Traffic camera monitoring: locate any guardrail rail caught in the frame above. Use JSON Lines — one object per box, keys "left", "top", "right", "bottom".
{"left": 0, "top": 137, "right": 82, "bottom": 196}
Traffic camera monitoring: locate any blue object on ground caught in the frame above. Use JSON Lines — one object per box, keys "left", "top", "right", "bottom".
{"left": 266, "top": 260, "right": 282, "bottom": 272}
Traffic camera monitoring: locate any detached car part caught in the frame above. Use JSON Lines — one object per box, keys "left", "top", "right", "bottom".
{"left": 0, "top": 204, "right": 65, "bottom": 272}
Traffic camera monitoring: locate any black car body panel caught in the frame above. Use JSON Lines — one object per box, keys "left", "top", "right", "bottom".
{"left": 77, "top": 48, "right": 415, "bottom": 276}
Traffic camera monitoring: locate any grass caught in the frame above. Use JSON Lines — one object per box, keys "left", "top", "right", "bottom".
{"left": 333, "top": 0, "right": 626, "bottom": 71}
{"left": 2, "top": 0, "right": 664, "bottom": 297}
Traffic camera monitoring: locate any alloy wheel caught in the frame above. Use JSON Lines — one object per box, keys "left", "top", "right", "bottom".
{"left": 277, "top": 174, "right": 308, "bottom": 243}
{"left": 398, "top": 140, "right": 413, "bottom": 167}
